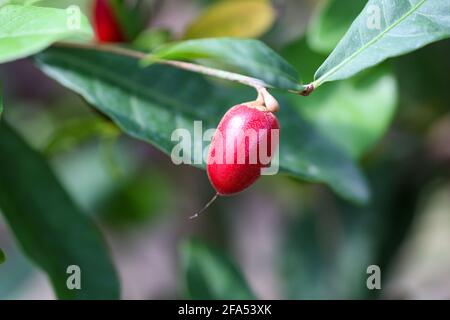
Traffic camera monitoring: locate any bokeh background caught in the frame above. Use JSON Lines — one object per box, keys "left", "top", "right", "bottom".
{"left": 1, "top": 0, "right": 450, "bottom": 299}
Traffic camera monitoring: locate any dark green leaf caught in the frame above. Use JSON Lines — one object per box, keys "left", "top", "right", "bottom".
{"left": 181, "top": 239, "right": 255, "bottom": 299}
{"left": 314, "top": 0, "right": 450, "bottom": 87}
{"left": 281, "top": 205, "right": 378, "bottom": 299}
{"left": 281, "top": 156, "right": 426, "bottom": 299}
{"left": 0, "top": 4, "right": 92, "bottom": 64}
{"left": 150, "top": 38, "right": 303, "bottom": 91}
{"left": 0, "top": 248, "right": 5, "bottom": 264}
{"left": 99, "top": 169, "right": 173, "bottom": 226}
{"left": 307, "top": 0, "right": 367, "bottom": 54}
{"left": 0, "top": 122, "right": 120, "bottom": 299}
{"left": 35, "top": 46, "right": 369, "bottom": 204}
{"left": 0, "top": 84, "right": 3, "bottom": 118}
{"left": 110, "top": 0, "right": 151, "bottom": 41}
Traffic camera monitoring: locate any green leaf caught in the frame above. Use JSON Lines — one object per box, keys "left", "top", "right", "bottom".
{"left": 307, "top": 0, "right": 367, "bottom": 54}
{"left": 34, "top": 47, "right": 369, "bottom": 204}
{"left": 0, "top": 4, "right": 92, "bottom": 64}
{"left": 0, "top": 248, "right": 5, "bottom": 264}
{"left": 314, "top": 0, "right": 450, "bottom": 87}
{"left": 44, "top": 117, "right": 119, "bottom": 155}
{"left": 149, "top": 38, "right": 303, "bottom": 91}
{"left": 184, "top": 0, "right": 275, "bottom": 39}
{"left": 0, "top": 0, "right": 42, "bottom": 6}
{"left": 181, "top": 239, "right": 255, "bottom": 299}
{"left": 0, "top": 122, "right": 120, "bottom": 299}
{"left": 133, "top": 28, "right": 172, "bottom": 51}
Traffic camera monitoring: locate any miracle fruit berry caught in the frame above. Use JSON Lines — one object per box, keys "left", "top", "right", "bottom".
{"left": 93, "top": 0, "right": 125, "bottom": 42}
{"left": 207, "top": 104, "right": 280, "bottom": 196}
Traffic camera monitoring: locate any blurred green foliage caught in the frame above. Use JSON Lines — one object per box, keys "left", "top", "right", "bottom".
{"left": 307, "top": 0, "right": 366, "bottom": 54}
{"left": 1, "top": 0, "right": 450, "bottom": 301}
{"left": 0, "top": 123, "right": 120, "bottom": 299}
{"left": 99, "top": 169, "right": 173, "bottom": 226}
{"left": 181, "top": 239, "right": 255, "bottom": 300}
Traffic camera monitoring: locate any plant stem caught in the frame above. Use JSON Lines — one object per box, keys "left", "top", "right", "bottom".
{"left": 53, "top": 41, "right": 269, "bottom": 92}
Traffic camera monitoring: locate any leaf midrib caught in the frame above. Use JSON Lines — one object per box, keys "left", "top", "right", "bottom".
{"left": 314, "top": 0, "right": 427, "bottom": 86}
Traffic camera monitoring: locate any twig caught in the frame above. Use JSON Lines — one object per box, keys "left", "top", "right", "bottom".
{"left": 53, "top": 41, "right": 270, "bottom": 92}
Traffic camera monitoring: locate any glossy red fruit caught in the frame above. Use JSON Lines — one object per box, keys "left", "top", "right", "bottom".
{"left": 207, "top": 104, "right": 280, "bottom": 195}
{"left": 93, "top": 0, "right": 125, "bottom": 43}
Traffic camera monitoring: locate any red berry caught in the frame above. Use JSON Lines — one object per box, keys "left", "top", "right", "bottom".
{"left": 207, "top": 104, "right": 280, "bottom": 195}
{"left": 93, "top": 0, "right": 125, "bottom": 43}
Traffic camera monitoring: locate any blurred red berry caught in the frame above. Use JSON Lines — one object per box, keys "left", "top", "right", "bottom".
{"left": 93, "top": 0, "right": 125, "bottom": 42}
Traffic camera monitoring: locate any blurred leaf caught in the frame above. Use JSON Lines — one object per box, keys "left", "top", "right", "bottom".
{"left": 281, "top": 147, "right": 432, "bottom": 299}
{"left": 281, "top": 37, "right": 325, "bottom": 82}
{"left": 133, "top": 28, "right": 172, "bottom": 51}
{"left": 52, "top": 142, "right": 137, "bottom": 214}
{"left": 99, "top": 170, "right": 172, "bottom": 226}
{"left": 281, "top": 211, "right": 334, "bottom": 299}
{"left": 282, "top": 36, "right": 397, "bottom": 159}
{"left": 0, "top": 4, "right": 92, "bottom": 64}
{"left": 393, "top": 41, "right": 450, "bottom": 131}
{"left": 314, "top": 0, "right": 450, "bottom": 87}
{"left": 150, "top": 38, "right": 303, "bottom": 91}
{"left": 35, "top": 46, "right": 369, "bottom": 204}
{"left": 110, "top": 0, "right": 152, "bottom": 41}
{"left": 281, "top": 205, "right": 378, "bottom": 299}
{"left": 44, "top": 117, "right": 120, "bottom": 155}
{"left": 275, "top": 102, "right": 370, "bottom": 204}
{"left": 0, "top": 0, "right": 42, "bottom": 5}
{"left": 0, "top": 248, "right": 5, "bottom": 264}
{"left": 181, "top": 239, "right": 255, "bottom": 299}
{"left": 0, "top": 122, "right": 120, "bottom": 299}
{"left": 307, "top": 0, "right": 366, "bottom": 54}
{"left": 34, "top": 0, "right": 90, "bottom": 12}
{"left": 184, "top": 0, "right": 275, "bottom": 39}
{"left": 289, "top": 67, "right": 397, "bottom": 158}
